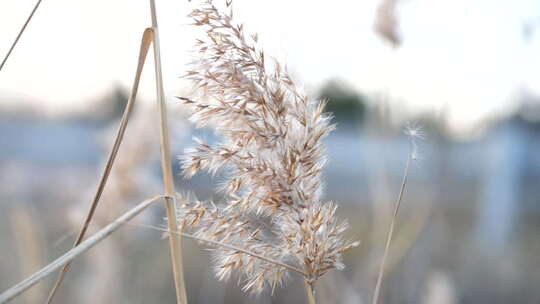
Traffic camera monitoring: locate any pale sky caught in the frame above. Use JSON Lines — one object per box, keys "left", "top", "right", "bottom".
{"left": 1, "top": 0, "right": 539, "bottom": 130}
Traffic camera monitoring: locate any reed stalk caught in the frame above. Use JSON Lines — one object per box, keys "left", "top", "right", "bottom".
{"left": 148, "top": 1, "right": 188, "bottom": 303}
{"left": 304, "top": 281, "right": 316, "bottom": 304}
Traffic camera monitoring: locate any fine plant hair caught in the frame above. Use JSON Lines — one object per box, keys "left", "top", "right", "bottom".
{"left": 176, "top": 0, "right": 358, "bottom": 298}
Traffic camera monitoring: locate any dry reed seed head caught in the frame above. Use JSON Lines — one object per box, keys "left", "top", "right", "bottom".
{"left": 274, "top": 202, "right": 359, "bottom": 282}
{"left": 174, "top": 193, "right": 289, "bottom": 293}
{"left": 177, "top": 0, "right": 358, "bottom": 293}
{"left": 404, "top": 122, "right": 425, "bottom": 161}
{"left": 404, "top": 122, "right": 425, "bottom": 140}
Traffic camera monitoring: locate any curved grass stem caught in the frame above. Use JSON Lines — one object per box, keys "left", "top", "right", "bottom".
{"left": 44, "top": 27, "right": 154, "bottom": 304}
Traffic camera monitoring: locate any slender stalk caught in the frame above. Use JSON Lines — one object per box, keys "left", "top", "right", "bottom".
{"left": 148, "top": 1, "right": 188, "bottom": 303}
{"left": 371, "top": 152, "right": 412, "bottom": 304}
{"left": 304, "top": 280, "right": 316, "bottom": 304}
{"left": 44, "top": 28, "right": 154, "bottom": 304}
{"left": 0, "top": 0, "right": 44, "bottom": 72}
{"left": 133, "top": 224, "right": 308, "bottom": 277}
{"left": 0, "top": 196, "right": 165, "bottom": 304}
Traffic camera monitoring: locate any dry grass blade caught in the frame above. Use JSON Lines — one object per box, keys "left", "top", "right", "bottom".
{"left": 0, "top": 195, "right": 165, "bottom": 304}
{"left": 148, "top": 0, "right": 188, "bottom": 303}
{"left": 0, "top": 0, "right": 44, "bottom": 71}
{"left": 44, "top": 27, "right": 154, "bottom": 304}
{"left": 371, "top": 145, "right": 412, "bottom": 304}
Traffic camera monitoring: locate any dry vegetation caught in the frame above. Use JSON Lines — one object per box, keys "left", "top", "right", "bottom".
{"left": 0, "top": 1, "right": 419, "bottom": 304}
{"left": 176, "top": 0, "right": 359, "bottom": 298}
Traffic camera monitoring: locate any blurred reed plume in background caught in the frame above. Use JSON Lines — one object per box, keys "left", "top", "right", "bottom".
{"left": 374, "top": 0, "right": 401, "bottom": 47}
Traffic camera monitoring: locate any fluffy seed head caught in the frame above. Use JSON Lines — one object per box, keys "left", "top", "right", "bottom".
{"left": 176, "top": 0, "right": 358, "bottom": 293}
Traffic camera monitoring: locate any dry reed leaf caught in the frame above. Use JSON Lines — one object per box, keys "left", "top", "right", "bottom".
{"left": 45, "top": 27, "right": 154, "bottom": 304}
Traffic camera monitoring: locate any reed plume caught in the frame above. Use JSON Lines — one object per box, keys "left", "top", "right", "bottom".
{"left": 176, "top": 0, "right": 358, "bottom": 295}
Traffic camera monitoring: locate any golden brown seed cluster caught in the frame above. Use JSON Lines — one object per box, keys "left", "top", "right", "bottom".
{"left": 177, "top": 0, "right": 358, "bottom": 294}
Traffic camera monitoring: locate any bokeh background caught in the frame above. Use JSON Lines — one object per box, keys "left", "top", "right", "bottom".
{"left": 1, "top": 0, "right": 540, "bottom": 303}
